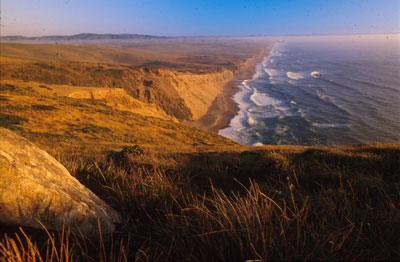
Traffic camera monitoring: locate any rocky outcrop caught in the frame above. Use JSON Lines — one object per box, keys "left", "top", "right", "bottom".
{"left": 0, "top": 127, "right": 121, "bottom": 237}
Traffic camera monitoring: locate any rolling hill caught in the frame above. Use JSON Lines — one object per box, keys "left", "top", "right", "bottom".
{"left": 0, "top": 33, "right": 165, "bottom": 42}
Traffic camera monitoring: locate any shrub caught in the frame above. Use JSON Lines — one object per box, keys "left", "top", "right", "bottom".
{"left": 0, "top": 84, "right": 17, "bottom": 92}
{"left": 31, "top": 104, "right": 57, "bottom": 111}
{"left": 0, "top": 113, "right": 28, "bottom": 131}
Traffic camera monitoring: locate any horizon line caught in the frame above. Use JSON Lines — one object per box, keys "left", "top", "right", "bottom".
{"left": 2, "top": 32, "right": 400, "bottom": 39}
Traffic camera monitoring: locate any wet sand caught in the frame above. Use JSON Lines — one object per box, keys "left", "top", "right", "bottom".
{"left": 190, "top": 44, "right": 273, "bottom": 132}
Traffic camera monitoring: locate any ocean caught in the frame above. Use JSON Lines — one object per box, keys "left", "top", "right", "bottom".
{"left": 219, "top": 35, "right": 400, "bottom": 146}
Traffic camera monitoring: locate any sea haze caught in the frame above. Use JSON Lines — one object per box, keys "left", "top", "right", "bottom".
{"left": 219, "top": 34, "right": 400, "bottom": 146}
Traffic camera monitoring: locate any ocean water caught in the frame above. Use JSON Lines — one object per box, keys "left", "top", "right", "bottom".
{"left": 219, "top": 35, "right": 400, "bottom": 146}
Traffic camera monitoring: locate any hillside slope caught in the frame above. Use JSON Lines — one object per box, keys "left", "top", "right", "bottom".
{"left": 0, "top": 33, "right": 164, "bottom": 42}
{"left": 0, "top": 38, "right": 399, "bottom": 262}
{"left": 0, "top": 81, "right": 240, "bottom": 153}
{"left": 0, "top": 40, "right": 272, "bottom": 122}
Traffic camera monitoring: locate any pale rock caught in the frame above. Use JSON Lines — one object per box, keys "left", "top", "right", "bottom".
{"left": 0, "top": 127, "right": 121, "bottom": 237}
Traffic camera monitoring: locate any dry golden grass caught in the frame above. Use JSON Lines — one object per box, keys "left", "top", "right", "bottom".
{"left": 0, "top": 39, "right": 271, "bottom": 152}
{"left": 0, "top": 43, "right": 178, "bottom": 66}
{"left": 1, "top": 144, "right": 399, "bottom": 261}
{"left": 1, "top": 79, "right": 175, "bottom": 121}
{"left": 0, "top": 81, "right": 240, "bottom": 154}
{"left": 1, "top": 38, "right": 399, "bottom": 261}
{"left": 0, "top": 57, "right": 238, "bottom": 121}
{"left": 0, "top": 39, "right": 272, "bottom": 123}
{"left": 0, "top": 38, "right": 270, "bottom": 71}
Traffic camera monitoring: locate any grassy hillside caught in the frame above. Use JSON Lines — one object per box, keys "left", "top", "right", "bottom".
{"left": 0, "top": 40, "right": 271, "bottom": 121}
{"left": 0, "top": 33, "right": 164, "bottom": 42}
{"left": 0, "top": 80, "right": 239, "bottom": 153}
{"left": 0, "top": 39, "right": 399, "bottom": 261}
{"left": 1, "top": 143, "right": 399, "bottom": 261}
{"left": 0, "top": 39, "right": 269, "bottom": 70}
{"left": 1, "top": 76, "right": 399, "bottom": 261}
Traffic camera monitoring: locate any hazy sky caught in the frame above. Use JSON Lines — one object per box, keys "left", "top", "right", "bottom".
{"left": 1, "top": 0, "right": 399, "bottom": 37}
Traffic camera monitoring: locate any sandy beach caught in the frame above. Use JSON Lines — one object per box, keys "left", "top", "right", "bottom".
{"left": 190, "top": 44, "right": 273, "bottom": 132}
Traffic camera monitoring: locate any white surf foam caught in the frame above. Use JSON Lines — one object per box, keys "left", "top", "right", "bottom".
{"left": 242, "top": 80, "right": 251, "bottom": 90}
{"left": 219, "top": 81, "right": 254, "bottom": 144}
{"left": 271, "top": 49, "right": 282, "bottom": 57}
{"left": 248, "top": 117, "right": 257, "bottom": 126}
{"left": 264, "top": 68, "right": 280, "bottom": 80}
{"left": 287, "top": 71, "right": 304, "bottom": 80}
{"left": 252, "top": 63, "right": 267, "bottom": 80}
{"left": 250, "top": 90, "right": 281, "bottom": 107}
{"left": 275, "top": 125, "right": 289, "bottom": 136}
{"left": 261, "top": 57, "right": 268, "bottom": 67}
{"left": 312, "top": 123, "right": 349, "bottom": 128}
{"left": 297, "top": 108, "right": 308, "bottom": 121}
{"left": 249, "top": 89, "right": 290, "bottom": 116}
{"left": 316, "top": 91, "right": 336, "bottom": 103}
{"left": 311, "top": 71, "right": 322, "bottom": 78}
{"left": 219, "top": 42, "right": 287, "bottom": 145}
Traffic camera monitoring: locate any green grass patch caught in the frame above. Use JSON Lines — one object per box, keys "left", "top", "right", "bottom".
{"left": 80, "top": 124, "right": 111, "bottom": 134}
{"left": 27, "top": 131, "right": 76, "bottom": 140}
{"left": 3, "top": 105, "right": 27, "bottom": 112}
{"left": 0, "top": 96, "right": 10, "bottom": 102}
{"left": 0, "top": 112, "right": 28, "bottom": 131}
{"left": 0, "top": 84, "right": 18, "bottom": 92}
{"left": 31, "top": 104, "right": 57, "bottom": 111}
{"left": 69, "top": 100, "right": 89, "bottom": 108}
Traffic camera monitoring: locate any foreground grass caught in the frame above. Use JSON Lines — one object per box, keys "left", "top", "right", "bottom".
{"left": 1, "top": 144, "right": 399, "bottom": 261}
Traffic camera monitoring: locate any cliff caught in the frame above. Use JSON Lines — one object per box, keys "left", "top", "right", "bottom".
{"left": 0, "top": 57, "right": 237, "bottom": 121}
{"left": 0, "top": 40, "right": 271, "bottom": 124}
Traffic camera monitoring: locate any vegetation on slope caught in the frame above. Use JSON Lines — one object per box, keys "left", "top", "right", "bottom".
{"left": 0, "top": 60, "right": 193, "bottom": 120}
{"left": 0, "top": 33, "right": 165, "bottom": 42}
{"left": 0, "top": 39, "right": 398, "bottom": 261}
{"left": 0, "top": 81, "right": 238, "bottom": 153}
{"left": 0, "top": 40, "right": 270, "bottom": 121}
{"left": 1, "top": 144, "right": 399, "bottom": 261}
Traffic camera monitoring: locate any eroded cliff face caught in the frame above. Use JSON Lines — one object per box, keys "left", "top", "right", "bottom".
{"left": 160, "top": 69, "right": 234, "bottom": 120}
{"left": 67, "top": 87, "right": 177, "bottom": 121}
{"left": 1, "top": 60, "right": 236, "bottom": 121}
{"left": 123, "top": 68, "right": 234, "bottom": 120}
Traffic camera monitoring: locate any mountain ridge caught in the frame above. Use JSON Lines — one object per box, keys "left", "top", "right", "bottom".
{"left": 0, "top": 33, "right": 167, "bottom": 42}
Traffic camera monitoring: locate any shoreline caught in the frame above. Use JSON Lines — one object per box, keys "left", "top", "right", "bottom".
{"left": 189, "top": 43, "right": 274, "bottom": 132}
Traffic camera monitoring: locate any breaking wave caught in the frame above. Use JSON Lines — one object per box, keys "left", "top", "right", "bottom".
{"left": 311, "top": 71, "right": 322, "bottom": 78}
{"left": 219, "top": 35, "right": 400, "bottom": 146}
{"left": 287, "top": 71, "right": 304, "bottom": 80}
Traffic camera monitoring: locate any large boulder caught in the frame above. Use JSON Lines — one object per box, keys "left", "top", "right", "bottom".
{"left": 0, "top": 127, "right": 121, "bottom": 238}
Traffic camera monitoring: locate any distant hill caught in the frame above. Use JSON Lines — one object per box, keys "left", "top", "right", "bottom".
{"left": 0, "top": 33, "right": 166, "bottom": 42}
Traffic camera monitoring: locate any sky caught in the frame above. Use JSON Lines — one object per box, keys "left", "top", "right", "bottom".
{"left": 1, "top": 0, "right": 399, "bottom": 37}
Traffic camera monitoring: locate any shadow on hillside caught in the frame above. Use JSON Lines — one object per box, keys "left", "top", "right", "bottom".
{"left": 173, "top": 146, "right": 400, "bottom": 192}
